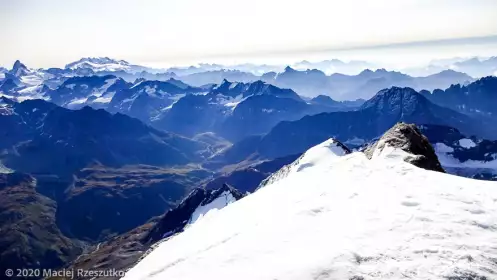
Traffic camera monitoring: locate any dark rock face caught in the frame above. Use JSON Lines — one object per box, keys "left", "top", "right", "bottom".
{"left": 423, "top": 76, "right": 497, "bottom": 118}
{"left": 0, "top": 78, "right": 19, "bottom": 94}
{"left": 153, "top": 80, "right": 346, "bottom": 141}
{"left": 364, "top": 123, "right": 445, "bottom": 172}
{"left": 359, "top": 87, "right": 481, "bottom": 138}
{"left": 221, "top": 94, "right": 308, "bottom": 141}
{"left": 0, "top": 173, "right": 81, "bottom": 277}
{"left": 143, "top": 184, "right": 244, "bottom": 244}
{"left": 217, "top": 86, "right": 481, "bottom": 163}
{"left": 10, "top": 60, "right": 30, "bottom": 77}
{"left": 153, "top": 93, "right": 228, "bottom": 137}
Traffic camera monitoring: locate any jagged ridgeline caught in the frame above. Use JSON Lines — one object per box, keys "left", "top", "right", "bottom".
{"left": 1, "top": 55, "right": 497, "bottom": 279}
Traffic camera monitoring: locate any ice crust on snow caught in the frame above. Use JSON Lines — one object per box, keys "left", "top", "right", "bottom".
{"left": 123, "top": 138, "right": 497, "bottom": 280}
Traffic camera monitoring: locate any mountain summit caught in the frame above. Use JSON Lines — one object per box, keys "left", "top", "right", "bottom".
{"left": 244, "top": 86, "right": 481, "bottom": 159}
{"left": 365, "top": 122, "right": 445, "bottom": 172}
{"left": 10, "top": 60, "right": 30, "bottom": 77}
{"left": 122, "top": 124, "right": 497, "bottom": 280}
{"left": 64, "top": 57, "right": 146, "bottom": 73}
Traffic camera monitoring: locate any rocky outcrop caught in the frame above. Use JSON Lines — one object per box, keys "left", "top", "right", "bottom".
{"left": 364, "top": 122, "right": 445, "bottom": 172}
{"left": 143, "top": 183, "right": 244, "bottom": 244}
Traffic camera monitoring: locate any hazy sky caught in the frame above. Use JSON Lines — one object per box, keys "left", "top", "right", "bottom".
{"left": 1, "top": 0, "right": 497, "bottom": 68}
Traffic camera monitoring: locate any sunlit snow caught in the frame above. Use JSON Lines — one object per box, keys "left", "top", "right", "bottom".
{"left": 123, "top": 139, "right": 497, "bottom": 280}
{"left": 188, "top": 191, "right": 236, "bottom": 225}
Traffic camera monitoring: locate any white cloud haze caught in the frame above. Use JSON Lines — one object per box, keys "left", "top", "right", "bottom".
{"left": 1, "top": 0, "right": 497, "bottom": 68}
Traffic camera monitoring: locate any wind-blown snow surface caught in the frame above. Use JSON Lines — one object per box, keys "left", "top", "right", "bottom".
{"left": 123, "top": 140, "right": 497, "bottom": 280}
{"left": 258, "top": 139, "right": 350, "bottom": 189}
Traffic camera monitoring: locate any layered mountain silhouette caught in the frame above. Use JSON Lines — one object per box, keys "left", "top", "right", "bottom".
{"left": 0, "top": 98, "right": 207, "bottom": 177}
{"left": 216, "top": 86, "right": 488, "bottom": 162}
{"left": 261, "top": 67, "right": 473, "bottom": 99}
{"left": 153, "top": 80, "right": 353, "bottom": 141}
{"left": 423, "top": 76, "right": 497, "bottom": 118}
{"left": 1, "top": 56, "right": 496, "bottom": 279}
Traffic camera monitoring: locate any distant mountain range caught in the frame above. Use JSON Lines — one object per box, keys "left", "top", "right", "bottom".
{"left": 1, "top": 56, "right": 497, "bottom": 278}
{"left": 261, "top": 67, "right": 473, "bottom": 99}
{"left": 0, "top": 57, "right": 484, "bottom": 101}
{"left": 65, "top": 57, "right": 149, "bottom": 73}
{"left": 406, "top": 56, "right": 497, "bottom": 77}
{"left": 0, "top": 98, "right": 207, "bottom": 177}
{"left": 152, "top": 80, "right": 357, "bottom": 141}
{"left": 422, "top": 76, "right": 497, "bottom": 118}
{"left": 1, "top": 65, "right": 366, "bottom": 143}
{"left": 0, "top": 96, "right": 217, "bottom": 272}
{"left": 212, "top": 85, "right": 495, "bottom": 165}
{"left": 419, "top": 125, "right": 497, "bottom": 181}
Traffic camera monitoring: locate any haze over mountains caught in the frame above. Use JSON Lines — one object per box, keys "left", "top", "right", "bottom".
{"left": 1, "top": 55, "right": 497, "bottom": 279}
{"left": 2, "top": 56, "right": 495, "bottom": 100}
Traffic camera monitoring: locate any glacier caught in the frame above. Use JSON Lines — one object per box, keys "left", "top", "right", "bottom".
{"left": 123, "top": 136, "right": 497, "bottom": 280}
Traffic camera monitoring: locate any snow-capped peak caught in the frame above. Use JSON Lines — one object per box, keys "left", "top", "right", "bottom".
{"left": 123, "top": 124, "right": 497, "bottom": 280}
{"left": 10, "top": 60, "right": 30, "bottom": 77}
{"left": 12, "top": 60, "right": 27, "bottom": 70}
{"left": 64, "top": 57, "right": 136, "bottom": 72}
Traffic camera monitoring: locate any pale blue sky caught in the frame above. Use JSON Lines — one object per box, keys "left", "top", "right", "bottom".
{"left": 1, "top": 0, "right": 497, "bottom": 68}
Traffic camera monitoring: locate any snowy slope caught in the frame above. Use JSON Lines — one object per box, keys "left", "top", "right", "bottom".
{"left": 142, "top": 184, "right": 244, "bottom": 245}
{"left": 258, "top": 138, "right": 351, "bottom": 189}
{"left": 123, "top": 136, "right": 497, "bottom": 280}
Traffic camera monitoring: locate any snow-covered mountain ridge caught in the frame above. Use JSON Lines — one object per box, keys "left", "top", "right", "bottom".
{"left": 143, "top": 184, "right": 244, "bottom": 245}
{"left": 65, "top": 57, "right": 147, "bottom": 73}
{"left": 123, "top": 123, "right": 497, "bottom": 280}
{"left": 257, "top": 138, "right": 351, "bottom": 189}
